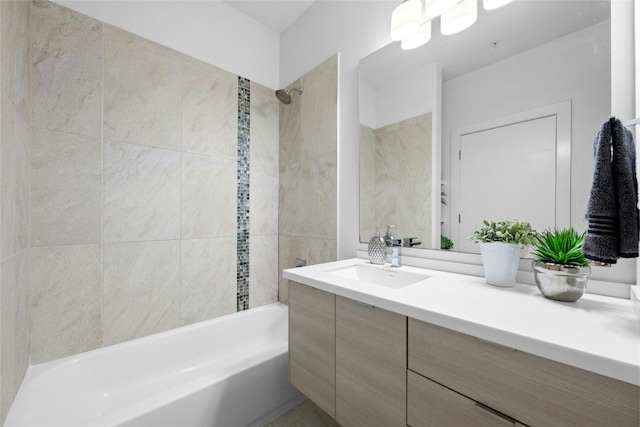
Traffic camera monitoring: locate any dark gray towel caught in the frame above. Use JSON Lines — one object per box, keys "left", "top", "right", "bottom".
{"left": 611, "top": 119, "right": 639, "bottom": 258}
{"left": 583, "top": 119, "right": 618, "bottom": 264}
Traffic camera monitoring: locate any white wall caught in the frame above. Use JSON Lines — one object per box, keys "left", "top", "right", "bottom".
{"left": 442, "top": 21, "right": 611, "bottom": 235}
{"left": 281, "top": 1, "right": 397, "bottom": 259}
{"left": 53, "top": 0, "right": 280, "bottom": 89}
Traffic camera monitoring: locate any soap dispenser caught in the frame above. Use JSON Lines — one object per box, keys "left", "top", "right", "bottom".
{"left": 368, "top": 226, "right": 387, "bottom": 265}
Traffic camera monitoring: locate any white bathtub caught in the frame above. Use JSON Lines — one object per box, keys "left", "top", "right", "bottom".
{"left": 6, "top": 303, "right": 303, "bottom": 427}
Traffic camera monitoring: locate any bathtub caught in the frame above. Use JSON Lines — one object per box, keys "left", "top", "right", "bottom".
{"left": 6, "top": 303, "right": 303, "bottom": 427}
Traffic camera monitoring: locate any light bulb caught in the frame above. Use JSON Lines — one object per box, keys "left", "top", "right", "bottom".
{"left": 390, "top": 0, "right": 422, "bottom": 41}
{"left": 401, "top": 21, "right": 432, "bottom": 50}
{"left": 483, "top": 0, "right": 513, "bottom": 10}
{"left": 425, "top": 0, "right": 460, "bottom": 18}
{"left": 441, "top": 0, "right": 477, "bottom": 35}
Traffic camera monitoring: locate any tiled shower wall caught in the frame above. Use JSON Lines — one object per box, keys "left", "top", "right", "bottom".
{"left": 278, "top": 55, "right": 338, "bottom": 303}
{"left": 0, "top": 0, "right": 31, "bottom": 423}
{"left": 360, "top": 113, "right": 433, "bottom": 248}
{"left": 27, "top": 0, "right": 279, "bottom": 364}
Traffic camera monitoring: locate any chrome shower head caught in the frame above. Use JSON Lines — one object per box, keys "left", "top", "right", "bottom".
{"left": 275, "top": 86, "right": 304, "bottom": 104}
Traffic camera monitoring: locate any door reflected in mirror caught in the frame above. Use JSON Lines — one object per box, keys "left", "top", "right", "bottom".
{"left": 358, "top": 0, "right": 610, "bottom": 254}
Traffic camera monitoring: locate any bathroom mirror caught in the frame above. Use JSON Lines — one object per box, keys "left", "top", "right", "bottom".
{"left": 359, "top": 0, "right": 611, "bottom": 254}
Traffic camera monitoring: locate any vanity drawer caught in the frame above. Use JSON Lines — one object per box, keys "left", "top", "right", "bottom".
{"left": 408, "top": 318, "right": 639, "bottom": 427}
{"left": 407, "top": 370, "right": 524, "bottom": 427}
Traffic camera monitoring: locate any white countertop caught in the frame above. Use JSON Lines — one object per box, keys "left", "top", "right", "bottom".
{"left": 283, "top": 258, "right": 640, "bottom": 386}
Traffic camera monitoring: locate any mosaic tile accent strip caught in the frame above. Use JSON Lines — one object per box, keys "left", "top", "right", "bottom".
{"left": 237, "top": 76, "right": 251, "bottom": 311}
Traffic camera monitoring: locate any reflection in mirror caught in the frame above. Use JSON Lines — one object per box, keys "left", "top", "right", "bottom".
{"left": 359, "top": 0, "right": 610, "bottom": 255}
{"left": 359, "top": 62, "right": 441, "bottom": 249}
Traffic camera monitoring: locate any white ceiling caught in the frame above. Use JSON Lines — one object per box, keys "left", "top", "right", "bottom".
{"left": 222, "top": 0, "right": 316, "bottom": 33}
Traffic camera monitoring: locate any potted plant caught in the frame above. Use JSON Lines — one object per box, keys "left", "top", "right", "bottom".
{"left": 531, "top": 228, "right": 591, "bottom": 302}
{"left": 469, "top": 220, "right": 537, "bottom": 287}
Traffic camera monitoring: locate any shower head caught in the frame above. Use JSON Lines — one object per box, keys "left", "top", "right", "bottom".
{"left": 275, "top": 86, "right": 304, "bottom": 104}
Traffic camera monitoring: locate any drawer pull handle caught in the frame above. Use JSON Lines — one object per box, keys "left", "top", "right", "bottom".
{"left": 474, "top": 402, "right": 516, "bottom": 426}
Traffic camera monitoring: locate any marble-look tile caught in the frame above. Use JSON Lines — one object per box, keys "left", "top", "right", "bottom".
{"left": 31, "top": 130, "right": 101, "bottom": 247}
{"left": 300, "top": 55, "right": 338, "bottom": 161}
{"left": 1, "top": 91, "right": 30, "bottom": 260}
{"left": 250, "top": 82, "right": 279, "bottom": 168}
{"left": 375, "top": 127, "right": 400, "bottom": 183}
{"left": 181, "top": 152, "right": 236, "bottom": 239}
{"left": 103, "top": 25, "right": 181, "bottom": 150}
{"left": 103, "top": 241, "right": 181, "bottom": 345}
{"left": 180, "top": 237, "right": 236, "bottom": 324}
{"left": 29, "top": 245, "right": 102, "bottom": 363}
{"left": 249, "top": 235, "right": 278, "bottom": 309}
{"left": 0, "top": 250, "right": 29, "bottom": 423}
{"left": 375, "top": 179, "right": 399, "bottom": 231}
{"left": 104, "top": 140, "right": 180, "bottom": 242}
{"left": 277, "top": 235, "right": 337, "bottom": 304}
{"left": 30, "top": 0, "right": 102, "bottom": 137}
{"left": 301, "top": 153, "right": 337, "bottom": 240}
{"left": 399, "top": 113, "right": 432, "bottom": 178}
{"left": 397, "top": 174, "right": 432, "bottom": 245}
{"left": 182, "top": 56, "right": 237, "bottom": 158}
{"left": 251, "top": 165, "right": 278, "bottom": 236}
{"left": 278, "top": 162, "right": 303, "bottom": 237}
{"left": 277, "top": 235, "right": 303, "bottom": 304}
{"left": 279, "top": 78, "right": 302, "bottom": 167}
{"left": 1, "top": 0, "right": 29, "bottom": 119}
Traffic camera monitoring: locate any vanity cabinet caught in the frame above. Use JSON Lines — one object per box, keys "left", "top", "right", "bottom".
{"left": 407, "top": 370, "right": 525, "bottom": 427}
{"left": 288, "top": 281, "right": 336, "bottom": 418}
{"left": 336, "top": 296, "right": 406, "bottom": 427}
{"left": 408, "top": 318, "right": 639, "bottom": 427}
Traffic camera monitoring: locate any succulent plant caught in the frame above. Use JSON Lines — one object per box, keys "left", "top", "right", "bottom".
{"left": 532, "top": 228, "right": 589, "bottom": 267}
{"left": 469, "top": 220, "right": 537, "bottom": 247}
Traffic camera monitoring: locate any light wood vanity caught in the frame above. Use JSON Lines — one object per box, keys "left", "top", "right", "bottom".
{"left": 286, "top": 260, "right": 640, "bottom": 427}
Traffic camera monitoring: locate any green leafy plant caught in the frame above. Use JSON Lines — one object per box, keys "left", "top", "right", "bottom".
{"left": 531, "top": 228, "right": 589, "bottom": 267}
{"left": 441, "top": 235, "right": 454, "bottom": 250}
{"left": 469, "top": 220, "right": 537, "bottom": 247}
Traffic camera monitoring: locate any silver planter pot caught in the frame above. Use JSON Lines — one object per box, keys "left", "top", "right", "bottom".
{"left": 531, "top": 261, "right": 591, "bottom": 302}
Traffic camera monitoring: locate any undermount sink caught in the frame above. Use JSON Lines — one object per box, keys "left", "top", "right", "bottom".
{"left": 324, "top": 263, "right": 431, "bottom": 289}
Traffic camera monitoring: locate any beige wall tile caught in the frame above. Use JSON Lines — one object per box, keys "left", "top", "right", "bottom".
{"left": 277, "top": 235, "right": 303, "bottom": 304}
{"left": 182, "top": 56, "right": 237, "bottom": 158}
{"left": 300, "top": 55, "right": 337, "bottom": 161}
{"left": 1, "top": 91, "right": 30, "bottom": 259}
{"left": 30, "top": 0, "right": 102, "bottom": 137}
{"left": 181, "top": 152, "right": 236, "bottom": 239}
{"left": 29, "top": 245, "right": 102, "bottom": 363}
{"left": 180, "top": 237, "right": 236, "bottom": 324}
{"left": 103, "top": 25, "right": 181, "bottom": 150}
{"left": 279, "top": 78, "right": 302, "bottom": 167}
{"left": 251, "top": 165, "right": 278, "bottom": 236}
{"left": 250, "top": 82, "right": 279, "bottom": 168}
{"left": 301, "top": 153, "right": 336, "bottom": 240}
{"left": 278, "top": 161, "right": 303, "bottom": 237}
{"left": 104, "top": 140, "right": 180, "bottom": 242}
{"left": 249, "top": 235, "right": 278, "bottom": 308}
{"left": 103, "top": 241, "right": 181, "bottom": 346}
{"left": 0, "top": 250, "right": 29, "bottom": 422}
{"left": 31, "top": 130, "right": 102, "bottom": 246}
{"left": 0, "top": 0, "right": 29, "bottom": 118}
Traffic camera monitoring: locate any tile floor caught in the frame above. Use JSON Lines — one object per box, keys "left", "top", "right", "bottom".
{"left": 265, "top": 399, "right": 341, "bottom": 427}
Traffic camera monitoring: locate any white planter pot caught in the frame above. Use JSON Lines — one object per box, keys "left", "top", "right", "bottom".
{"left": 479, "top": 242, "right": 521, "bottom": 288}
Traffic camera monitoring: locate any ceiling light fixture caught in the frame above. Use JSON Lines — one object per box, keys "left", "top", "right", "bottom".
{"left": 390, "top": 0, "right": 422, "bottom": 41}
{"left": 483, "top": 0, "right": 513, "bottom": 11}
{"left": 390, "top": 0, "right": 511, "bottom": 50}
{"left": 441, "top": 0, "right": 477, "bottom": 35}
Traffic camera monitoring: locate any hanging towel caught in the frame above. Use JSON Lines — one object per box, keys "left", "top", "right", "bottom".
{"left": 583, "top": 118, "right": 640, "bottom": 263}
{"left": 611, "top": 118, "right": 640, "bottom": 258}
{"left": 583, "top": 119, "right": 618, "bottom": 264}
